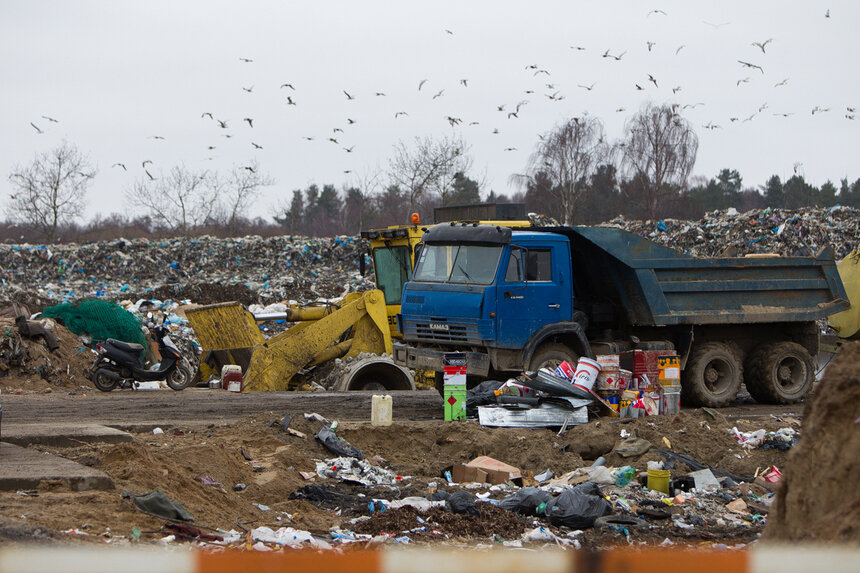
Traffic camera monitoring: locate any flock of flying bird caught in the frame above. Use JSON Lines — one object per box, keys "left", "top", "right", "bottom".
{"left": 25, "top": 7, "right": 854, "bottom": 183}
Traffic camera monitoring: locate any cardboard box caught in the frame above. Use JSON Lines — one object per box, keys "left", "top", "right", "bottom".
{"left": 451, "top": 456, "right": 522, "bottom": 485}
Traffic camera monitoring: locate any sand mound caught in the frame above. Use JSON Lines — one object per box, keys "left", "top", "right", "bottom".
{"left": 764, "top": 342, "right": 860, "bottom": 543}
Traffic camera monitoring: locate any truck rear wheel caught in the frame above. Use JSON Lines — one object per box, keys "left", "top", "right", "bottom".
{"left": 745, "top": 342, "right": 814, "bottom": 404}
{"left": 682, "top": 342, "right": 742, "bottom": 407}
{"left": 528, "top": 343, "right": 579, "bottom": 374}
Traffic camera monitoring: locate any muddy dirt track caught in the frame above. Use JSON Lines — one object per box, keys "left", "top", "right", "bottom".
{"left": 1, "top": 389, "right": 803, "bottom": 427}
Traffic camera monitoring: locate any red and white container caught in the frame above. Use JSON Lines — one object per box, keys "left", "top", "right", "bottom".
{"left": 572, "top": 357, "right": 601, "bottom": 393}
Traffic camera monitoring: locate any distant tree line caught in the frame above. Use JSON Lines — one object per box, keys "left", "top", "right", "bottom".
{"left": 3, "top": 105, "right": 860, "bottom": 243}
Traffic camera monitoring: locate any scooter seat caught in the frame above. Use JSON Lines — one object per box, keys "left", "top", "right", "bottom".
{"left": 106, "top": 338, "right": 144, "bottom": 353}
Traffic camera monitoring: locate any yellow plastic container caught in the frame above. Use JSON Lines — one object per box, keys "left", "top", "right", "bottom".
{"left": 647, "top": 468, "right": 671, "bottom": 494}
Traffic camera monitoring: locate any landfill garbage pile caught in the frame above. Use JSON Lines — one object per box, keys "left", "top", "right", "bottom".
{"left": 601, "top": 206, "right": 860, "bottom": 259}
{"left": 0, "top": 405, "right": 805, "bottom": 549}
{"left": 0, "top": 234, "right": 373, "bottom": 306}
{"left": 764, "top": 341, "right": 860, "bottom": 543}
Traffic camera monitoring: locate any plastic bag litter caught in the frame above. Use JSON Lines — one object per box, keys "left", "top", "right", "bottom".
{"left": 315, "top": 426, "right": 363, "bottom": 459}
{"left": 466, "top": 380, "right": 504, "bottom": 417}
{"left": 500, "top": 487, "right": 554, "bottom": 516}
{"left": 547, "top": 483, "right": 612, "bottom": 529}
{"left": 427, "top": 490, "right": 450, "bottom": 501}
{"left": 384, "top": 497, "right": 446, "bottom": 512}
{"left": 121, "top": 489, "right": 194, "bottom": 522}
{"left": 445, "top": 490, "right": 479, "bottom": 515}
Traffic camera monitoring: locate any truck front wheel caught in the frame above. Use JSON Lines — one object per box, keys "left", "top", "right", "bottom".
{"left": 682, "top": 342, "right": 742, "bottom": 407}
{"left": 528, "top": 343, "right": 579, "bottom": 374}
{"left": 745, "top": 342, "right": 814, "bottom": 404}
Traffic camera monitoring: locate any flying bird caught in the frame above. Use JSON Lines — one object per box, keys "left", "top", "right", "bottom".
{"left": 738, "top": 60, "right": 764, "bottom": 73}
{"left": 418, "top": 79, "right": 428, "bottom": 91}
{"left": 432, "top": 89, "right": 445, "bottom": 99}
{"left": 577, "top": 83, "right": 596, "bottom": 91}
{"left": 145, "top": 169, "right": 155, "bottom": 180}
{"left": 149, "top": 135, "right": 165, "bottom": 140}
{"left": 375, "top": 92, "right": 386, "bottom": 96}
{"left": 737, "top": 77, "right": 750, "bottom": 86}
{"left": 142, "top": 160, "right": 153, "bottom": 168}
{"left": 648, "top": 9, "right": 667, "bottom": 16}
{"left": 703, "top": 21, "right": 730, "bottom": 28}
{"left": 252, "top": 142, "right": 263, "bottom": 149}
{"left": 217, "top": 119, "right": 228, "bottom": 129}
{"left": 793, "top": 162, "right": 803, "bottom": 174}
{"left": 615, "top": 107, "right": 626, "bottom": 112}
{"left": 445, "top": 29, "right": 453, "bottom": 35}
{"left": 825, "top": 9, "right": 830, "bottom": 18}
{"left": 675, "top": 45, "right": 685, "bottom": 55}
{"left": 201, "top": 112, "right": 214, "bottom": 119}
{"left": 534, "top": 69, "right": 550, "bottom": 76}
{"left": 773, "top": 112, "right": 794, "bottom": 117}
{"left": 570, "top": 45, "right": 586, "bottom": 51}
{"left": 286, "top": 96, "right": 297, "bottom": 105}
{"left": 811, "top": 106, "right": 830, "bottom": 115}
{"left": 672, "top": 86, "right": 682, "bottom": 93}
{"left": 239, "top": 57, "right": 253, "bottom": 63}
{"left": 648, "top": 74, "right": 658, "bottom": 88}
{"left": 848, "top": 107, "right": 856, "bottom": 113}
{"left": 515, "top": 101, "right": 528, "bottom": 112}
{"left": 743, "top": 112, "right": 757, "bottom": 122}
{"left": 244, "top": 166, "right": 256, "bottom": 173}
{"left": 302, "top": 136, "right": 314, "bottom": 141}
{"left": 328, "top": 137, "right": 338, "bottom": 144}
{"left": 333, "top": 127, "right": 343, "bottom": 133}
{"left": 243, "top": 118, "right": 253, "bottom": 127}
{"left": 41, "top": 115, "right": 59, "bottom": 123}
{"left": 343, "top": 90, "right": 354, "bottom": 100}
{"left": 446, "top": 116, "right": 461, "bottom": 126}
{"left": 504, "top": 147, "right": 517, "bottom": 151}
{"left": 394, "top": 111, "right": 408, "bottom": 118}
{"left": 207, "top": 146, "right": 216, "bottom": 150}
{"left": 635, "top": 84, "right": 644, "bottom": 91}
{"left": 752, "top": 39, "right": 773, "bottom": 53}
{"left": 646, "top": 41, "right": 655, "bottom": 52}
{"left": 29, "top": 122, "right": 43, "bottom": 134}
{"left": 507, "top": 112, "right": 518, "bottom": 119}
{"left": 242, "top": 85, "right": 254, "bottom": 93}
{"left": 280, "top": 83, "right": 295, "bottom": 90}
{"left": 346, "top": 118, "right": 356, "bottom": 125}
{"left": 343, "top": 146, "right": 355, "bottom": 152}
{"left": 460, "top": 79, "right": 468, "bottom": 87}
{"left": 112, "top": 163, "right": 127, "bottom": 170}
{"left": 774, "top": 78, "right": 789, "bottom": 87}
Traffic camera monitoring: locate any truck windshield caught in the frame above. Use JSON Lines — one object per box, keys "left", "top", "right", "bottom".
{"left": 372, "top": 245, "right": 412, "bottom": 305}
{"left": 413, "top": 244, "right": 502, "bottom": 284}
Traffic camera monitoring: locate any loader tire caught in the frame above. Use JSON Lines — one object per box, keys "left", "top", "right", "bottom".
{"left": 681, "top": 342, "right": 742, "bottom": 407}
{"left": 745, "top": 342, "right": 814, "bottom": 404}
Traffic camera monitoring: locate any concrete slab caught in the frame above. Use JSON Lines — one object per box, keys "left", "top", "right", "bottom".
{"left": 1, "top": 423, "right": 134, "bottom": 448}
{"left": 0, "top": 442, "right": 114, "bottom": 492}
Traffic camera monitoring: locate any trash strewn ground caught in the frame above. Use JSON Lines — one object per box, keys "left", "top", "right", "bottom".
{"left": 0, "top": 396, "right": 815, "bottom": 548}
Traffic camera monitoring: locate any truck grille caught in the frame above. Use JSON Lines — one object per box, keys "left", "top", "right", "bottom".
{"left": 404, "top": 319, "right": 480, "bottom": 344}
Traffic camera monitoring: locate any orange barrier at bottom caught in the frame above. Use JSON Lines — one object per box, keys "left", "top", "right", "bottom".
{"left": 0, "top": 544, "right": 858, "bottom": 573}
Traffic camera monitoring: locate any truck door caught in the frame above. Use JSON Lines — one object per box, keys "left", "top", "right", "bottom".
{"left": 495, "top": 244, "right": 570, "bottom": 348}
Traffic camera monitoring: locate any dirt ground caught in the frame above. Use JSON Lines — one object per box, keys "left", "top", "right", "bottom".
{"left": 0, "top": 404, "right": 798, "bottom": 547}
{"left": 764, "top": 342, "right": 860, "bottom": 543}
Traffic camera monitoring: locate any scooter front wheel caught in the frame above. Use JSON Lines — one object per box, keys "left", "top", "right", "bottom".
{"left": 93, "top": 369, "right": 119, "bottom": 392}
{"left": 167, "top": 362, "right": 193, "bottom": 391}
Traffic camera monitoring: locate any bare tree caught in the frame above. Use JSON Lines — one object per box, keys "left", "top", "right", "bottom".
{"left": 7, "top": 140, "right": 96, "bottom": 242}
{"left": 214, "top": 161, "right": 274, "bottom": 231}
{"left": 619, "top": 102, "right": 698, "bottom": 219}
{"left": 125, "top": 165, "right": 219, "bottom": 235}
{"left": 514, "top": 114, "right": 607, "bottom": 225}
{"left": 387, "top": 135, "right": 475, "bottom": 212}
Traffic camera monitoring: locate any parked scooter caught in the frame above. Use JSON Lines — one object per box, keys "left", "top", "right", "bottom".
{"left": 88, "top": 322, "right": 193, "bottom": 391}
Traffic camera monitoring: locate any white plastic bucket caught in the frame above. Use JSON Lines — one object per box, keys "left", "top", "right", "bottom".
{"left": 572, "top": 357, "right": 600, "bottom": 392}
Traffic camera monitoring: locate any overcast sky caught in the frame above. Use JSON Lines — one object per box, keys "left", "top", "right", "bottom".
{"left": 1, "top": 1, "right": 857, "bottom": 222}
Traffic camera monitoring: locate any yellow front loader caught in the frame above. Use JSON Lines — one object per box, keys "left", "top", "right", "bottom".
{"left": 186, "top": 289, "right": 414, "bottom": 391}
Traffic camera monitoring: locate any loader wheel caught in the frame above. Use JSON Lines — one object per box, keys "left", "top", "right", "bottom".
{"left": 528, "top": 343, "right": 579, "bottom": 374}
{"left": 682, "top": 342, "right": 742, "bottom": 407}
{"left": 745, "top": 342, "right": 814, "bottom": 404}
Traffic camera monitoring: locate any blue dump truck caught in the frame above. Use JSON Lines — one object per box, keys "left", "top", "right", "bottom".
{"left": 392, "top": 223, "right": 850, "bottom": 407}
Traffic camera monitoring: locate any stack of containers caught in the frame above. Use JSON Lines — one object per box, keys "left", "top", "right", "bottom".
{"left": 657, "top": 355, "right": 681, "bottom": 414}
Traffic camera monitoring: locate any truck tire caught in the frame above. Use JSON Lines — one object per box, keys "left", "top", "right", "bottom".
{"left": 745, "top": 342, "right": 814, "bottom": 404}
{"left": 681, "top": 342, "right": 742, "bottom": 407}
{"left": 528, "top": 343, "right": 579, "bottom": 373}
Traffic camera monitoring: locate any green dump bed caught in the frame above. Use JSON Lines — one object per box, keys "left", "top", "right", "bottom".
{"left": 559, "top": 226, "right": 850, "bottom": 327}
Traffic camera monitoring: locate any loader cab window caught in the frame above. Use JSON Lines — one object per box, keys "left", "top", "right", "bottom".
{"left": 505, "top": 247, "right": 523, "bottom": 282}
{"left": 372, "top": 245, "right": 412, "bottom": 305}
{"left": 525, "top": 249, "right": 552, "bottom": 281}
